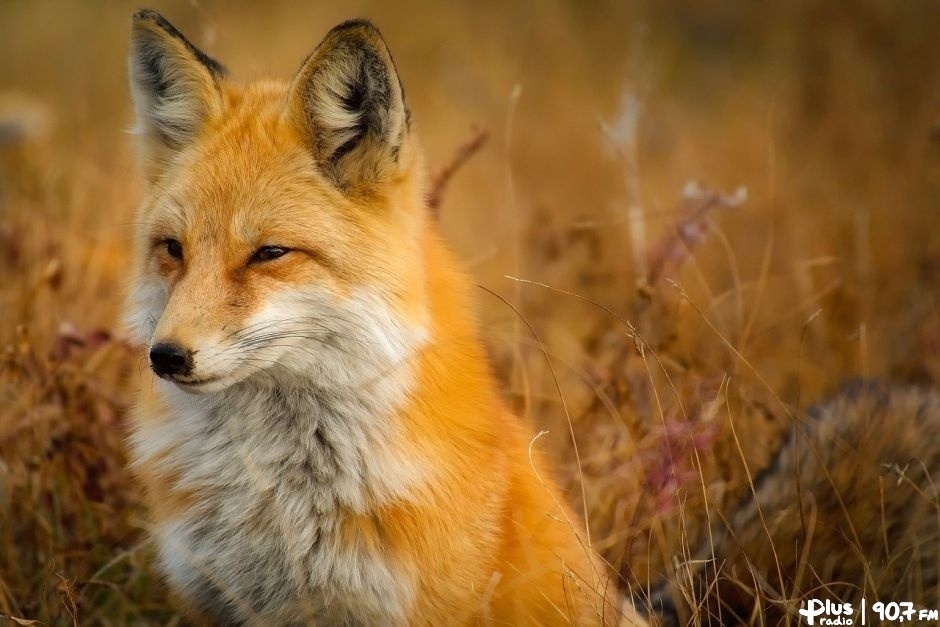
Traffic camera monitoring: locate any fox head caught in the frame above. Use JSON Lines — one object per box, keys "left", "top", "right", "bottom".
{"left": 126, "top": 11, "right": 430, "bottom": 394}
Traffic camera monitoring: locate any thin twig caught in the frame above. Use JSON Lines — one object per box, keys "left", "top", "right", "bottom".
{"left": 427, "top": 127, "right": 489, "bottom": 217}
{"left": 643, "top": 182, "right": 747, "bottom": 293}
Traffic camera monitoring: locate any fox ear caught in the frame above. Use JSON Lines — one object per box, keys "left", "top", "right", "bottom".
{"left": 128, "top": 10, "right": 225, "bottom": 174}
{"left": 287, "top": 20, "right": 408, "bottom": 190}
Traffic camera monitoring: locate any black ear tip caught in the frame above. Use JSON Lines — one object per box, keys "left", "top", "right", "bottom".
{"left": 131, "top": 9, "right": 180, "bottom": 39}
{"left": 129, "top": 9, "right": 228, "bottom": 79}
{"left": 328, "top": 18, "right": 385, "bottom": 43}
{"left": 132, "top": 8, "right": 163, "bottom": 23}
{"left": 131, "top": 9, "right": 174, "bottom": 36}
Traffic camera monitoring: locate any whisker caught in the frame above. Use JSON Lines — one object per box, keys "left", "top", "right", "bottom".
{"left": 223, "top": 312, "right": 382, "bottom": 344}
{"left": 232, "top": 327, "right": 378, "bottom": 351}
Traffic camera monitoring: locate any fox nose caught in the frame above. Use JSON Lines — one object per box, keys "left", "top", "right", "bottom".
{"left": 149, "top": 342, "right": 193, "bottom": 377}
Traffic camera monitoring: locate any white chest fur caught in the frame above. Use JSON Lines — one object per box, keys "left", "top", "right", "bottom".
{"left": 132, "top": 378, "right": 425, "bottom": 624}
{"left": 128, "top": 285, "right": 431, "bottom": 622}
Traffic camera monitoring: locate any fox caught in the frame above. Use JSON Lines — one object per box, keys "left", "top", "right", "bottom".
{"left": 124, "top": 9, "right": 649, "bottom": 626}
{"left": 644, "top": 381, "right": 940, "bottom": 626}
{"left": 123, "top": 10, "right": 940, "bottom": 627}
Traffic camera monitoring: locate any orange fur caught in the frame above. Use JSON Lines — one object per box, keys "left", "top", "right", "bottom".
{"left": 126, "top": 11, "right": 647, "bottom": 625}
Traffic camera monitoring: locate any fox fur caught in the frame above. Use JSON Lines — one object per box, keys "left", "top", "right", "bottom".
{"left": 125, "top": 10, "right": 647, "bottom": 626}
{"left": 125, "top": 11, "right": 940, "bottom": 627}
{"left": 648, "top": 381, "right": 940, "bottom": 626}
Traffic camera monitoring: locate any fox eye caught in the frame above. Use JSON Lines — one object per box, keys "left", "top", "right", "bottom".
{"left": 250, "top": 245, "right": 290, "bottom": 264}
{"left": 164, "top": 238, "right": 183, "bottom": 260}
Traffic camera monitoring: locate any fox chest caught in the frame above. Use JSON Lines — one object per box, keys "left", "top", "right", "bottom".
{"left": 133, "top": 391, "right": 416, "bottom": 625}
{"left": 155, "top": 501, "right": 409, "bottom": 625}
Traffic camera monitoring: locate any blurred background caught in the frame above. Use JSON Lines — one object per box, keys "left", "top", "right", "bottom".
{"left": 2, "top": 1, "right": 940, "bottom": 623}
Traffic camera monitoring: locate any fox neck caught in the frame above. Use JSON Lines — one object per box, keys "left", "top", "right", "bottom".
{"left": 155, "top": 375, "right": 428, "bottom": 512}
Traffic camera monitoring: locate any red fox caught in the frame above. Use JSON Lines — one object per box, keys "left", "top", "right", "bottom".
{"left": 125, "top": 10, "right": 940, "bottom": 627}
{"left": 125, "top": 10, "right": 648, "bottom": 625}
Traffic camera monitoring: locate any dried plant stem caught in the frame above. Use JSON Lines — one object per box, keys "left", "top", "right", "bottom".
{"left": 427, "top": 127, "right": 489, "bottom": 217}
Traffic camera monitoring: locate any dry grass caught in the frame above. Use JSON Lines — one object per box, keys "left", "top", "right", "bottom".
{"left": 2, "top": 1, "right": 940, "bottom": 624}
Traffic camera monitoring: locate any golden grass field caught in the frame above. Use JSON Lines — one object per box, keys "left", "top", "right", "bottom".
{"left": 2, "top": 1, "right": 940, "bottom": 624}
